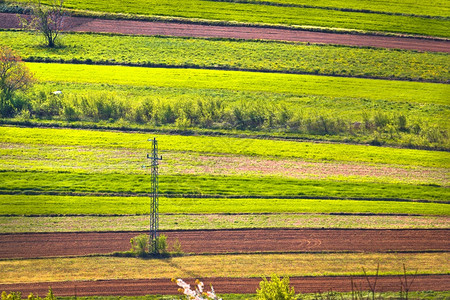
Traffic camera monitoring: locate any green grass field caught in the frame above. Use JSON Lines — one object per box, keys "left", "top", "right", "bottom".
{"left": 2, "top": 172, "right": 448, "bottom": 201}
{"left": 1, "top": 31, "right": 448, "bottom": 82}
{"left": 1, "top": 126, "right": 448, "bottom": 205}
{"left": 1, "top": 195, "right": 448, "bottom": 216}
{"left": 1, "top": 126, "right": 448, "bottom": 238}
{"left": 0, "top": 126, "right": 449, "bottom": 220}
{"left": 2, "top": 127, "right": 448, "bottom": 168}
{"left": 27, "top": 63, "right": 450, "bottom": 105}
{"left": 242, "top": 0, "right": 450, "bottom": 17}
{"left": 2, "top": 139, "right": 447, "bottom": 186}
{"left": 8, "top": 0, "right": 450, "bottom": 37}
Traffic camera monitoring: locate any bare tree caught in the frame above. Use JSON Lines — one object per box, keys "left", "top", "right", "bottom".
{"left": 20, "top": 0, "right": 65, "bottom": 48}
{"left": 0, "top": 46, "right": 35, "bottom": 117}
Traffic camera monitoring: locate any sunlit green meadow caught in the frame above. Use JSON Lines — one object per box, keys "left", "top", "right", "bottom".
{"left": 26, "top": 63, "right": 450, "bottom": 105}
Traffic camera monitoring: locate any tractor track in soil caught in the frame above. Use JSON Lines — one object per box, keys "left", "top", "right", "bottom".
{"left": 0, "top": 13, "right": 449, "bottom": 52}
{"left": 1, "top": 229, "right": 449, "bottom": 259}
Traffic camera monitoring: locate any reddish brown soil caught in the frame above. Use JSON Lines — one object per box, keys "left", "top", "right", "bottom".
{"left": 0, "top": 229, "right": 448, "bottom": 259}
{"left": 1, "top": 13, "right": 449, "bottom": 52}
{"left": 0, "top": 275, "right": 449, "bottom": 295}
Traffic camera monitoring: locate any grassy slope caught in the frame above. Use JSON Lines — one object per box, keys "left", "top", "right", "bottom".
{"left": 26, "top": 63, "right": 450, "bottom": 105}
{"left": 1, "top": 127, "right": 448, "bottom": 203}
{"left": 2, "top": 31, "right": 449, "bottom": 82}
{"left": 9, "top": 0, "right": 449, "bottom": 37}
{"left": 2, "top": 127, "right": 448, "bottom": 168}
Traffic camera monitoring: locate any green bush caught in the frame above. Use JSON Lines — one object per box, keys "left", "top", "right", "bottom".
{"left": 130, "top": 234, "right": 149, "bottom": 257}
{"left": 256, "top": 275, "right": 297, "bottom": 300}
{"left": 129, "top": 234, "right": 171, "bottom": 257}
{"left": 156, "top": 234, "right": 168, "bottom": 255}
{"left": 1, "top": 288, "right": 55, "bottom": 300}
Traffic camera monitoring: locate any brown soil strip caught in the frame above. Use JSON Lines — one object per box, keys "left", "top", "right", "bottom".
{"left": 0, "top": 229, "right": 448, "bottom": 259}
{"left": 1, "top": 13, "right": 449, "bottom": 52}
{"left": 0, "top": 275, "right": 449, "bottom": 295}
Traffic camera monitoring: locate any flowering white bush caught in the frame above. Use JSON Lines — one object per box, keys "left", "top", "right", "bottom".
{"left": 172, "top": 278, "right": 222, "bottom": 300}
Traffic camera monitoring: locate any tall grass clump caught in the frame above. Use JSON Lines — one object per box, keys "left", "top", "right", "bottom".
{"left": 126, "top": 234, "right": 180, "bottom": 258}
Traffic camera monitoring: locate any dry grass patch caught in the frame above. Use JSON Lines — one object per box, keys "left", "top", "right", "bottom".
{"left": 1, "top": 214, "right": 449, "bottom": 233}
{"left": 0, "top": 253, "right": 448, "bottom": 284}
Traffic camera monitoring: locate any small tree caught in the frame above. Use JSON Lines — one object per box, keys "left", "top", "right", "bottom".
{"left": 20, "top": 0, "right": 65, "bottom": 48}
{"left": 0, "top": 46, "right": 35, "bottom": 117}
{"left": 256, "top": 275, "right": 297, "bottom": 300}
{"left": 129, "top": 234, "right": 149, "bottom": 258}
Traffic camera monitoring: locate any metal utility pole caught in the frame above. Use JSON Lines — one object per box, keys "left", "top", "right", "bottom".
{"left": 147, "top": 137, "right": 162, "bottom": 253}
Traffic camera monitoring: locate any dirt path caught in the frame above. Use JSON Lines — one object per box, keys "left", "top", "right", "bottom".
{"left": 1, "top": 13, "right": 449, "bottom": 52}
{"left": 1, "top": 275, "right": 449, "bottom": 295}
{"left": 1, "top": 229, "right": 448, "bottom": 259}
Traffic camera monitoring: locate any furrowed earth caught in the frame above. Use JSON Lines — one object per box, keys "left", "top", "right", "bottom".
{"left": 1, "top": 276, "right": 449, "bottom": 295}
{"left": 1, "top": 229, "right": 449, "bottom": 259}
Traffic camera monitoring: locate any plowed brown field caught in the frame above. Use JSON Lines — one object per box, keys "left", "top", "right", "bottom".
{"left": 1, "top": 13, "right": 449, "bottom": 52}
{"left": 1, "top": 276, "right": 449, "bottom": 296}
{"left": 1, "top": 229, "right": 449, "bottom": 259}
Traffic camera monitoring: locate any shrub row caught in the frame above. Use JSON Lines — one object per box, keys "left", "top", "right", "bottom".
{"left": 5, "top": 90, "right": 449, "bottom": 150}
